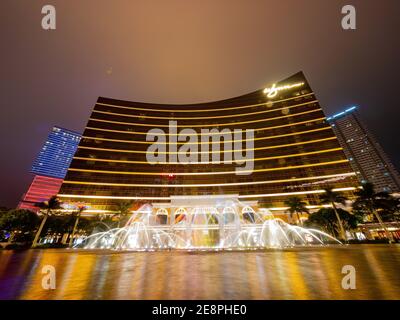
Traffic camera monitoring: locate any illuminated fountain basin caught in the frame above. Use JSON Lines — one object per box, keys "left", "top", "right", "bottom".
{"left": 77, "top": 195, "right": 340, "bottom": 250}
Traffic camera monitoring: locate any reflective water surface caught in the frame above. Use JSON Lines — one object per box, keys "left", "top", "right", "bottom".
{"left": 1, "top": 245, "right": 400, "bottom": 300}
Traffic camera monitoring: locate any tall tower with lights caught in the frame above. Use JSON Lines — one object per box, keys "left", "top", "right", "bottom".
{"left": 18, "top": 126, "right": 81, "bottom": 211}
{"left": 328, "top": 107, "right": 400, "bottom": 192}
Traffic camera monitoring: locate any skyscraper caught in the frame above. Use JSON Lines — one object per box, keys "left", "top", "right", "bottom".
{"left": 58, "top": 72, "right": 358, "bottom": 217}
{"left": 328, "top": 107, "right": 400, "bottom": 192}
{"left": 30, "top": 126, "right": 81, "bottom": 179}
{"left": 18, "top": 126, "right": 81, "bottom": 211}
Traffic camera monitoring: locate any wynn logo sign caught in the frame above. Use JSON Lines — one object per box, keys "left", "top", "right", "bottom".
{"left": 263, "top": 82, "right": 305, "bottom": 98}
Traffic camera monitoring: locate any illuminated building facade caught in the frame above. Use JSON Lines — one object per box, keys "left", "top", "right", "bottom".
{"left": 58, "top": 72, "right": 358, "bottom": 216}
{"left": 18, "top": 175, "right": 64, "bottom": 212}
{"left": 18, "top": 126, "right": 81, "bottom": 212}
{"left": 328, "top": 107, "right": 400, "bottom": 192}
{"left": 30, "top": 126, "right": 81, "bottom": 179}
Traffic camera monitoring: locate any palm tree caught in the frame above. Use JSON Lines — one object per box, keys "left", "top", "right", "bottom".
{"left": 305, "top": 208, "right": 359, "bottom": 238}
{"left": 69, "top": 204, "right": 87, "bottom": 248}
{"left": 284, "top": 197, "right": 309, "bottom": 225}
{"left": 352, "top": 182, "right": 395, "bottom": 242}
{"left": 319, "top": 187, "right": 348, "bottom": 241}
{"left": 113, "top": 201, "right": 133, "bottom": 228}
{"left": 32, "top": 196, "right": 62, "bottom": 247}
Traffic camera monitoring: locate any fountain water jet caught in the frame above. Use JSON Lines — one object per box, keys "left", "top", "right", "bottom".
{"left": 75, "top": 195, "right": 341, "bottom": 250}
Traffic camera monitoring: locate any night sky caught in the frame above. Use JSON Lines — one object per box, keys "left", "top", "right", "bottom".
{"left": 1, "top": 0, "right": 399, "bottom": 208}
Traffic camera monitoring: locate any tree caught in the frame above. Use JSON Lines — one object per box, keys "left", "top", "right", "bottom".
{"left": 90, "top": 214, "right": 115, "bottom": 232}
{"left": 42, "top": 215, "right": 74, "bottom": 240}
{"left": 319, "top": 187, "right": 348, "bottom": 241}
{"left": 69, "top": 204, "right": 87, "bottom": 247}
{"left": 0, "top": 209, "right": 40, "bottom": 243}
{"left": 113, "top": 201, "right": 133, "bottom": 228}
{"left": 352, "top": 182, "right": 396, "bottom": 242}
{"left": 43, "top": 215, "right": 92, "bottom": 244}
{"left": 305, "top": 208, "right": 359, "bottom": 238}
{"left": 0, "top": 206, "right": 10, "bottom": 213}
{"left": 74, "top": 217, "right": 93, "bottom": 233}
{"left": 284, "top": 197, "right": 309, "bottom": 225}
{"left": 32, "top": 196, "right": 62, "bottom": 247}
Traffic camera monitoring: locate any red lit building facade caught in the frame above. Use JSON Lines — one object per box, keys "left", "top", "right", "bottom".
{"left": 18, "top": 176, "right": 64, "bottom": 212}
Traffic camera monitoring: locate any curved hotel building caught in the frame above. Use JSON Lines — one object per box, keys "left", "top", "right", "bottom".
{"left": 58, "top": 72, "right": 358, "bottom": 217}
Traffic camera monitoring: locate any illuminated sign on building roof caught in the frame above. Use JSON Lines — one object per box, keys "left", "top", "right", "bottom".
{"left": 263, "top": 82, "right": 305, "bottom": 98}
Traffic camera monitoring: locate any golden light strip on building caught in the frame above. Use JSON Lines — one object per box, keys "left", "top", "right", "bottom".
{"left": 93, "top": 99, "right": 319, "bottom": 121}
{"left": 64, "top": 160, "right": 351, "bottom": 181}
{"left": 83, "top": 126, "right": 332, "bottom": 144}
{"left": 73, "top": 147, "right": 342, "bottom": 165}
{"left": 61, "top": 204, "right": 333, "bottom": 214}
{"left": 59, "top": 209, "right": 116, "bottom": 214}
{"left": 58, "top": 186, "right": 357, "bottom": 200}
{"left": 67, "top": 159, "right": 349, "bottom": 176}
{"left": 238, "top": 187, "right": 357, "bottom": 198}
{"left": 65, "top": 166, "right": 355, "bottom": 179}
{"left": 77, "top": 136, "right": 337, "bottom": 155}
{"left": 81, "top": 132, "right": 327, "bottom": 146}
{"left": 96, "top": 92, "right": 315, "bottom": 113}
{"left": 84, "top": 117, "right": 327, "bottom": 137}
{"left": 268, "top": 205, "right": 332, "bottom": 212}
{"left": 57, "top": 194, "right": 169, "bottom": 200}
{"left": 89, "top": 108, "right": 322, "bottom": 128}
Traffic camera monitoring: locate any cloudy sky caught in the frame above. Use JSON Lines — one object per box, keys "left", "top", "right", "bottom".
{"left": 1, "top": 0, "right": 399, "bottom": 207}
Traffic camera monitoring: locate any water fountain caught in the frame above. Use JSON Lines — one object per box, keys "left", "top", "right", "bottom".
{"left": 75, "top": 195, "right": 340, "bottom": 251}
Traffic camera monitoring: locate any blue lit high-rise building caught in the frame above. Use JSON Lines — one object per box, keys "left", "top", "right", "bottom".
{"left": 18, "top": 126, "right": 81, "bottom": 211}
{"left": 31, "top": 126, "right": 81, "bottom": 179}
